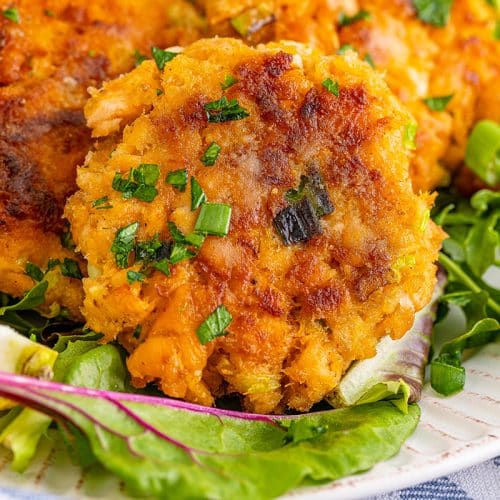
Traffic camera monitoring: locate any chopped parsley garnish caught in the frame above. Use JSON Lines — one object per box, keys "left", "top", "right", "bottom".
{"left": 2, "top": 7, "right": 20, "bottom": 23}
{"left": 127, "top": 270, "right": 145, "bottom": 284}
{"left": 25, "top": 263, "right": 44, "bottom": 282}
{"left": 111, "top": 222, "right": 139, "bottom": 268}
{"left": 112, "top": 164, "right": 160, "bottom": 202}
{"left": 196, "top": 305, "right": 232, "bottom": 345}
{"left": 133, "top": 49, "right": 148, "bottom": 67}
{"left": 364, "top": 53, "right": 376, "bottom": 68}
{"left": 151, "top": 47, "right": 178, "bottom": 70}
{"left": 26, "top": 258, "right": 82, "bottom": 281}
{"left": 156, "top": 88, "right": 164, "bottom": 96}
{"left": 337, "top": 44, "right": 356, "bottom": 55}
{"left": 322, "top": 78, "right": 339, "bottom": 97}
{"left": 88, "top": 50, "right": 96, "bottom": 58}
{"left": 338, "top": 10, "right": 371, "bottom": 27}
{"left": 168, "top": 242, "right": 196, "bottom": 264}
{"left": 92, "top": 196, "right": 113, "bottom": 209}
{"left": 60, "top": 229, "right": 76, "bottom": 250}
{"left": 168, "top": 222, "right": 205, "bottom": 248}
{"left": 166, "top": 169, "right": 188, "bottom": 192}
{"left": 412, "top": 0, "right": 453, "bottom": 27}
{"left": 44, "top": 9, "right": 55, "bottom": 17}
{"left": 221, "top": 75, "right": 238, "bottom": 90}
{"left": 153, "top": 259, "right": 170, "bottom": 277}
{"left": 191, "top": 177, "right": 207, "bottom": 210}
{"left": 204, "top": 96, "right": 250, "bottom": 123}
{"left": 201, "top": 142, "right": 221, "bottom": 166}
{"left": 423, "top": 94, "right": 453, "bottom": 111}
{"left": 59, "top": 258, "right": 83, "bottom": 279}
{"left": 194, "top": 203, "right": 232, "bottom": 236}
{"left": 495, "top": 19, "right": 500, "bottom": 41}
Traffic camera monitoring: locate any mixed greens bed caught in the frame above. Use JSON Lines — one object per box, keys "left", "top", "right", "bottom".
{"left": 0, "top": 121, "right": 499, "bottom": 498}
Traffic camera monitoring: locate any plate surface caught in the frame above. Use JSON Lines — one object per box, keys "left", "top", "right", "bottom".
{"left": 1, "top": 341, "right": 499, "bottom": 500}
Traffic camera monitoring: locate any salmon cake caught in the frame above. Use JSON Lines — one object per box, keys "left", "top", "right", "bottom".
{"left": 200, "top": 0, "right": 500, "bottom": 192}
{"left": 65, "top": 38, "right": 443, "bottom": 413}
{"left": 0, "top": 0, "right": 204, "bottom": 318}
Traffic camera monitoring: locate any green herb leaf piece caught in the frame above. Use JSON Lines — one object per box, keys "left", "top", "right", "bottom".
{"left": 196, "top": 305, "right": 232, "bottom": 344}
{"left": 168, "top": 242, "right": 196, "bottom": 265}
{"left": 201, "top": 142, "right": 221, "bottom": 166}
{"left": 153, "top": 259, "right": 170, "bottom": 277}
{"left": 204, "top": 96, "right": 250, "bottom": 123}
{"left": 338, "top": 10, "right": 371, "bottom": 27}
{"left": 166, "top": 169, "right": 188, "bottom": 192}
{"left": 465, "top": 120, "right": 500, "bottom": 186}
{"left": 59, "top": 258, "right": 83, "bottom": 280}
{"left": 412, "top": 0, "right": 453, "bottom": 27}
{"left": 25, "top": 263, "right": 44, "bottom": 282}
{"left": 168, "top": 222, "right": 205, "bottom": 249}
{"left": 322, "top": 78, "right": 339, "bottom": 97}
{"left": 92, "top": 196, "right": 113, "bottom": 209}
{"left": 127, "top": 270, "right": 145, "bottom": 284}
{"left": 156, "top": 88, "right": 164, "bottom": 96}
{"left": 111, "top": 222, "right": 139, "bottom": 268}
{"left": 194, "top": 203, "right": 232, "bottom": 236}
{"left": 2, "top": 7, "right": 20, "bottom": 23}
{"left": 133, "top": 49, "right": 148, "bottom": 67}
{"left": 60, "top": 229, "right": 76, "bottom": 250}
{"left": 0, "top": 373, "right": 421, "bottom": 500}
{"left": 221, "top": 75, "right": 238, "bottom": 90}
{"left": 190, "top": 177, "right": 207, "bottom": 210}
{"left": 151, "top": 47, "right": 178, "bottom": 70}
{"left": 113, "top": 164, "right": 160, "bottom": 202}
{"left": 423, "top": 94, "right": 453, "bottom": 111}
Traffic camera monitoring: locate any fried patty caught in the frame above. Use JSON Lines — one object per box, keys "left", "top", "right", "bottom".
{"left": 65, "top": 38, "right": 443, "bottom": 413}
{"left": 200, "top": 0, "right": 500, "bottom": 192}
{"left": 0, "top": 0, "right": 204, "bottom": 317}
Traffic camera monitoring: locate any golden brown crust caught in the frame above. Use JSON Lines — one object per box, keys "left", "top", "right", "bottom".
{"left": 66, "top": 39, "right": 443, "bottom": 413}
{"left": 0, "top": 0, "right": 204, "bottom": 315}
{"left": 201, "top": 0, "right": 500, "bottom": 193}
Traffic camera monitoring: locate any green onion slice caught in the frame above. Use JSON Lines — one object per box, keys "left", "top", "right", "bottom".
{"left": 201, "top": 142, "right": 221, "bottom": 166}
{"left": 166, "top": 169, "right": 188, "bottom": 192}
{"left": 191, "top": 178, "right": 207, "bottom": 211}
{"left": 423, "top": 94, "right": 453, "bottom": 111}
{"left": 196, "top": 305, "right": 232, "bottom": 345}
{"left": 194, "top": 203, "right": 232, "bottom": 236}
{"left": 322, "top": 78, "right": 339, "bottom": 97}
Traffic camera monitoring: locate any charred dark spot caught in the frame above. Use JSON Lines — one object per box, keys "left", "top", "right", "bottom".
{"left": 303, "top": 285, "right": 343, "bottom": 313}
{"left": 256, "top": 288, "right": 284, "bottom": 316}
{"left": 352, "top": 264, "right": 389, "bottom": 301}
{"left": 0, "top": 140, "right": 61, "bottom": 229}
{"left": 263, "top": 51, "right": 293, "bottom": 77}
{"left": 300, "top": 88, "right": 322, "bottom": 121}
{"left": 180, "top": 97, "right": 208, "bottom": 129}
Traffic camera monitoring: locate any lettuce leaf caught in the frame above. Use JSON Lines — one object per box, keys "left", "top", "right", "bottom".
{"left": 328, "top": 271, "right": 445, "bottom": 409}
{"left": 0, "top": 373, "right": 420, "bottom": 499}
{"left": 431, "top": 189, "right": 500, "bottom": 395}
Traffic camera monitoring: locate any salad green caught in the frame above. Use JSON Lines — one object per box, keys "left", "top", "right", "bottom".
{"left": 0, "top": 372, "right": 419, "bottom": 500}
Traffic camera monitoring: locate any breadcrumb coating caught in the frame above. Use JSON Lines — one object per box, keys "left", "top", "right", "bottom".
{"left": 65, "top": 39, "right": 443, "bottom": 413}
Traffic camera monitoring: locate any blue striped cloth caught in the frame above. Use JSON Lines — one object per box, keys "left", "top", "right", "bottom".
{"left": 373, "top": 456, "right": 500, "bottom": 500}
